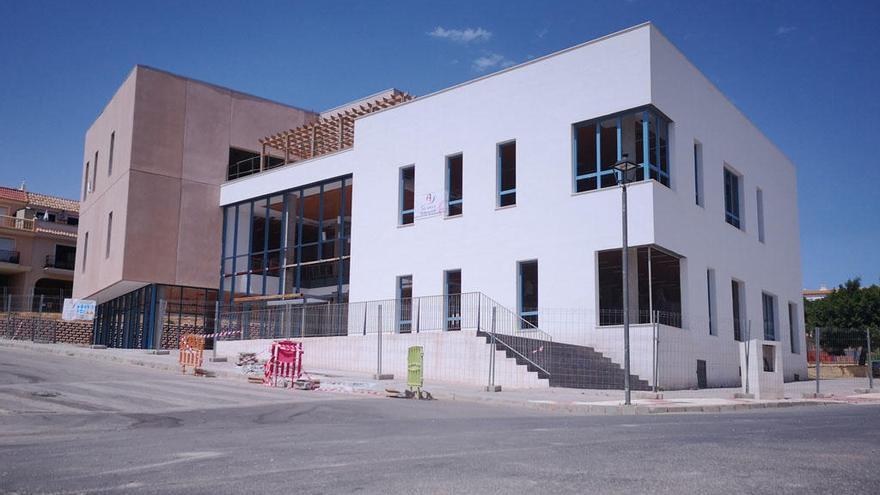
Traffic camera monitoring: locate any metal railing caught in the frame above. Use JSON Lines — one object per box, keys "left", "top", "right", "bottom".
{"left": 215, "top": 291, "right": 553, "bottom": 378}
{"left": 44, "top": 255, "right": 75, "bottom": 270}
{"left": 598, "top": 308, "right": 682, "bottom": 328}
{"left": 0, "top": 249, "right": 20, "bottom": 264}
{"left": 0, "top": 215, "right": 35, "bottom": 232}
{"left": 227, "top": 155, "right": 286, "bottom": 181}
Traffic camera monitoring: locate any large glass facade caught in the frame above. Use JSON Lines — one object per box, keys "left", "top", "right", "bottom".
{"left": 573, "top": 106, "right": 670, "bottom": 193}
{"left": 93, "top": 284, "right": 218, "bottom": 349}
{"left": 220, "top": 175, "right": 352, "bottom": 304}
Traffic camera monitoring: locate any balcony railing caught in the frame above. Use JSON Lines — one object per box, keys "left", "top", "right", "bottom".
{"left": 0, "top": 215, "right": 35, "bottom": 232}
{"left": 44, "top": 255, "right": 75, "bottom": 270}
{"left": 0, "top": 250, "right": 21, "bottom": 264}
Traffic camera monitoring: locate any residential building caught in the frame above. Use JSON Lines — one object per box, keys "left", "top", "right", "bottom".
{"left": 0, "top": 185, "right": 79, "bottom": 308}
{"left": 803, "top": 285, "right": 833, "bottom": 301}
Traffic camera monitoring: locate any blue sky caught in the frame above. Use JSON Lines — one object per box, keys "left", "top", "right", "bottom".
{"left": 0, "top": 0, "right": 877, "bottom": 289}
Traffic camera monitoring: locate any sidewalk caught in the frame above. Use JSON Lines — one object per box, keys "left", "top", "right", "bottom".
{"left": 3, "top": 338, "right": 879, "bottom": 415}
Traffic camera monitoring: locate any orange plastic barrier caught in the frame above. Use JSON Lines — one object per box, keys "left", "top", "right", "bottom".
{"left": 179, "top": 334, "right": 205, "bottom": 373}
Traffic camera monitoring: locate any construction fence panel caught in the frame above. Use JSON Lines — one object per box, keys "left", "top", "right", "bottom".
{"left": 801, "top": 327, "right": 877, "bottom": 396}
{"left": 0, "top": 295, "right": 92, "bottom": 345}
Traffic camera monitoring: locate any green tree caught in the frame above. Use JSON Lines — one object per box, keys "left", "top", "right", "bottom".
{"left": 804, "top": 278, "right": 880, "bottom": 364}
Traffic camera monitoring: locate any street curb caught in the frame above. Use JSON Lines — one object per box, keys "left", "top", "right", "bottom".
{"left": 0, "top": 339, "right": 864, "bottom": 415}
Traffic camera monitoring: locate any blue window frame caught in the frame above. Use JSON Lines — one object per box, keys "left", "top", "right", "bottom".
{"left": 573, "top": 106, "right": 671, "bottom": 193}
{"left": 762, "top": 292, "right": 776, "bottom": 341}
{"left": 220, "top": 175, "right": 352, "bottom": 306}
{"left": 444, "top": 269, "right": 461, "bottom": 331}
{"left": 399, "top": 166, "right": 415, "bottom": 225}
{"left": 518, "top": 260, "right": 538, "bottom": 328}
{"left": 497, "top": 141, "right": 516, "bottom": 207}
{"left": 446, "top": 154, "right": 463, "bottom": 216}
{"left": 724, "top": 167, "right": 742, "bottom": 229}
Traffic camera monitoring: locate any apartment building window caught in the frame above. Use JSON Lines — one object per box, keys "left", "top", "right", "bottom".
{"left": 108, "top": 132, "right": 115, "bottom": 176}
{"left": 573, "top": 107, "right": 670, "bottom": 193}
{"left": 756, "top": 187, "right": 765, "bottom": 243}
{"left": 707, "top": 268, "right": 717, "bottom": 335}
{"left": 105, "top": 212, "right": 113, "bottom": 258}
{"left": 444, "top": 269, "right": 461, "bottom": 331}
{"left": 694, "top": 141, "right": 704, "bottom": 206}
{"left": 82, "top": 232, "right": 89, "bottom": 273}
{"left": 518, "top": 260, "right": 538, "bottom": 328}
{"left": 83, "top": 162, "right": 90, "bottom": 198}
{"left": 92, "top": 151, "right": 98, "bottom": 191}
{"left": 399, "top": 166, "right": 415, "bottom": 225}
{"left": 497, "top": 141, "right": 516, "bottom": 207}
{"left": 762, "top": 292, "right": 777, "bottom": 341}
{"left": 446, "top": 154, "right": 463, "bottom": 216}
{"left": 788, "top": 302, "right": 800, "bottom": 353}
{"left": 397, "top": 275, "right": 413, "bottom": 333}
{"left": 731, "top": 279, "right": 744, "bottom": 341}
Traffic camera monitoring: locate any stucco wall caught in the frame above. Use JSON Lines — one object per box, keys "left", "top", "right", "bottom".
{"left": 218, "top": 23, "right": 807, "bottom": 383}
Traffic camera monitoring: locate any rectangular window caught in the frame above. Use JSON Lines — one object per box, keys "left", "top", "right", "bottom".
{"left": 83, "top": 162, "right": 90, "bottom": 198}
{"left": 399, "top": 166, "right": 415, "bottom": 225}
{"left": 724, "top": 167, "right": 742, "bottom": 229}
{"left": 444, "top": 269, "right": 461, "bottom": 331}
{"left": 82, "top": 232, "right": 89, "bottom": 273}
{"left": 92, "top": 151, "right": 98, "bottom": 191}
{"left": 105, "top": 212, "right": 113, "bottom": 258}
{"left": 707, "top": 268, "right": 716, "bottom": 335}
{"left": 397, "top": 275, "right": 413, "bottom": 333}
{"left": 446, "top": 154, "right": 463, "bottom": 216}
{"left": 756, "top": 187, "right": 765, "bottom": 243}
{"left": 762, "top": 292, "right": 777, "bottom": 341}
{"left": 788, "top": 302, "right": 799, "bottom": 353}
{"left": 108, "top": 131, "right": 115, "bottom": 176}
{"left": 573, "top": 107, "right": 670, "bottom": 192}
{"left": 694, "top": 141, "right": 703, "bottom": 206}
{"left": 497, "top": 141, "right": 516, "bottom": 207}
{"left": 731, "top": 279, "right": 744, "bottom": 341}
{"left": 518, "top": 260, "right": 538, "bottom": 328}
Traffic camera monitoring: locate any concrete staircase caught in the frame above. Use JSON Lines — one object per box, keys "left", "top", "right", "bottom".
{"left": 478, "top": 331, "right": 650, "bottom": 390}
{"left": 548, "top": 341, "right": 650, "bottom": 390}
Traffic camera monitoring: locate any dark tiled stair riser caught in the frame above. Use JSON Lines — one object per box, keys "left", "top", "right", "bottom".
{"left": 477, "top": 331, "right": 650, "bottom": 391}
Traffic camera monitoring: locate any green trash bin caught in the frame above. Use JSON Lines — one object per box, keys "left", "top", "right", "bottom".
{"left": 407, "top": 345, "right": 424, "bottom": 389}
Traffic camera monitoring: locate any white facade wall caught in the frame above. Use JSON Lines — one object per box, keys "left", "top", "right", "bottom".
{"left": 219, "top": 23, "right": 807, "bottom": 388}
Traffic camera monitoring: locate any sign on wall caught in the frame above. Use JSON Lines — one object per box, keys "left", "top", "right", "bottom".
{"left": 62, "top": 299, "right": 96, "bottom": 321}
{"left": 415, "top": 191, "right": 445, "bottom": 219}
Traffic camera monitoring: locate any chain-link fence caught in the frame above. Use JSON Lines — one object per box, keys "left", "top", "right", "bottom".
{"left": 209, "top": 293, "right": 814, "bottom": 393}
{"left": 215, "top": 292, "right": 553, "bottom": 387}
{"left": 0, "top": 294, "right": 92, "bottom": 345}
{"left": 802, "top": 327, "right": 877, "bottom": 395}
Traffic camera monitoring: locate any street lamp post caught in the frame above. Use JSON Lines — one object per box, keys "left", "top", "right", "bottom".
{"left": 614, "top": 154, "right": 639, "bottom": 406}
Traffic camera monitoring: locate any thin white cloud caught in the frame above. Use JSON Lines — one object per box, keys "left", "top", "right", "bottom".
{"left": 428, "top": 26, "right": 492, "bottom": 43}
{"left": 472, "top": 53, "right": 515, "bottom": 72}
{"left": 536, "top": 27, "right": 549, "bottom": 39}
{"left": 776, "top": 25, "right": 796, "bottom": 36}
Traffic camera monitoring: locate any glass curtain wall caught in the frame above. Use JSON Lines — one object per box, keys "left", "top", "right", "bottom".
{"left": 573, "top": 106, "right": 670, "bottom": 193}
{"left": 93, "top": 284, "right": 218, "bottom": 349}
{"left": 220, "top": 175, "right": 352, "bottom": 304}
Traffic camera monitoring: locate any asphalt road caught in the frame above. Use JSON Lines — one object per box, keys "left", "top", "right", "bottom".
{"left": 1, "top": 345, "right": 878, "bottom": 494}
